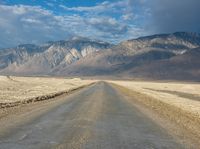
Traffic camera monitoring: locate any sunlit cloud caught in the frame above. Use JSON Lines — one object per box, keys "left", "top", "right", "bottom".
{"left": 0, "top": 0, "right": 199, "bottom": 48}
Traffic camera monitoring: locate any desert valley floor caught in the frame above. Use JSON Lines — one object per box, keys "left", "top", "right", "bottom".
{"left": 0, "top": 76, "right": 199, "bottom": 149}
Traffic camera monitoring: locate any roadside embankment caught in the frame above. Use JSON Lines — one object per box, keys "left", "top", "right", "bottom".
{"left": 109, "top": 80, "right": 200, "bottom": 144}
{"left": 0, "top": 76, "right": 96, "bottom": 109}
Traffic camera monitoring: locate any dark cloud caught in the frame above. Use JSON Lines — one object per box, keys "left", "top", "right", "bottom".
{"left": 0, "top": 0, "right": 199, "bottom": 48}
{"left": 146, "top": 0, "right": 200, "bottom": 33}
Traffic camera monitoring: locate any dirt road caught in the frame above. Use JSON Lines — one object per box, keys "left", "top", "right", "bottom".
{"left": 0, "top": 82, "right": 184, "bottom": 149}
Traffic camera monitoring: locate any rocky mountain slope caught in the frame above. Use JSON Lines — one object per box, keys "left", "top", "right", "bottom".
{"left": 118, "top": 32, "right": 200, "bottom": 53}
{"left": 124, "top": 47, "right": 200, "bottom": 81}
{"left": 0, "top": 37, "right": 111, "bottom": 75}
{"left": 55, "top": 32, "right": 200, "bottom": 81}
{"left": 0, "top": 32, "right": 200, "bottom": 81}
{"left": 53, "top": 49, "right": 176, "bottom": 76}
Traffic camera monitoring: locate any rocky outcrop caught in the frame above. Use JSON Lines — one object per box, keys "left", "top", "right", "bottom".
{"left": 0, "top": 37, "right": 112, "bottom": 75}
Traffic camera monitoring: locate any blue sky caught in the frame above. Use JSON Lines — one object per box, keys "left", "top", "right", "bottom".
{"left": 0, "top": 0, "right": 200, "bottom": 48}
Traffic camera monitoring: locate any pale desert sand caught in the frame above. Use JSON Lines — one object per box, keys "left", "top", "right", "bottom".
{"left": 108, "top": 80, "right": 200, "bottom": 117}
{"left": 0, "top": 76, "right": 95, "bottom": 104}
{"left": 109, "top": 80, "right": 200, "bottom": 146}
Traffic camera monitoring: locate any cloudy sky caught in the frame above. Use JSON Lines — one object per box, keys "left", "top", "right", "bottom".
{"left": 0, "top": 0, "right": 199, "bottom": 48}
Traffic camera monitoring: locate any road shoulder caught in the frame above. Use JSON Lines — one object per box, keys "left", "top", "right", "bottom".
{"left": 110, "top": 83, "right": 200, "bottom": 149}
{"left": 0, "top": 83, "right": 96, "bottom": 138}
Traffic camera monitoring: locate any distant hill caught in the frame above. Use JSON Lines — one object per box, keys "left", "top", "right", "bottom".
{"left": 118, "top": 32, "right": 200, "bottom": 52}
{"left": 54, "top": 32, "right": 200, "bottom": 81}
{"left": 124, "top": 48, "right": 200, "bottom": 81}
{"left": 0, "top": 37, "right": 112, "bottom": 75}
{"left": 0, "top": 32, "right": 200, "bottom": 81}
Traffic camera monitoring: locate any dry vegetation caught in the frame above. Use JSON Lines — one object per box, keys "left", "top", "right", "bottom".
{"left": 0, "top": 76, "right": 95, "bottom": 104}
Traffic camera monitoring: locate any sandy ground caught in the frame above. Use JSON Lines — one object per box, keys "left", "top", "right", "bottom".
{"left": 108, "top": 80, "right": 200, "bottom": 118}
{"left": 0, "top": 77, "right": 199, "bottom": 148}
{"left": 0, "top": 76, "right": 95, "bottom": 104}
{"left": 109, "top": 80, "right": 200, "bottom": 146}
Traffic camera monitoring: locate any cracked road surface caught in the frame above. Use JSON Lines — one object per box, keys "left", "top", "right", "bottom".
{"left": 0, "top": 82, "right": 183, "bottom": 149}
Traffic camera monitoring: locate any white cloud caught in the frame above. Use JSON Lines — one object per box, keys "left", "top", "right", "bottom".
{"left": 21, "top": 18, "right": 41, "bottom": 24}
{"left": 3, "top": 0, "right": 197, "bottom": 48}
{"left": 122, "top": 13, "right": 135, "bottom": 21}
{"left": 0, "top": 1, "right": 146, "bottom": 48}
{"left": 0, "top": 5, "right": 73, "bottom": 48}
{"left": 59, "top": 4, "right": 106, "bottom": 12}
{"left": 59, "top": 1, "right": 127, "bottom": 14}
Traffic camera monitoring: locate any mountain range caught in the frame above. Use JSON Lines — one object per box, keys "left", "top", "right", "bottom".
{"left": 0, "top": 32, "right": 200, "bottom": 81}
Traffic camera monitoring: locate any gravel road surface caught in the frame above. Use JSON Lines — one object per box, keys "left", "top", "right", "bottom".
{"left": 0, "top": 82, "right": 183, "bottom": 149}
